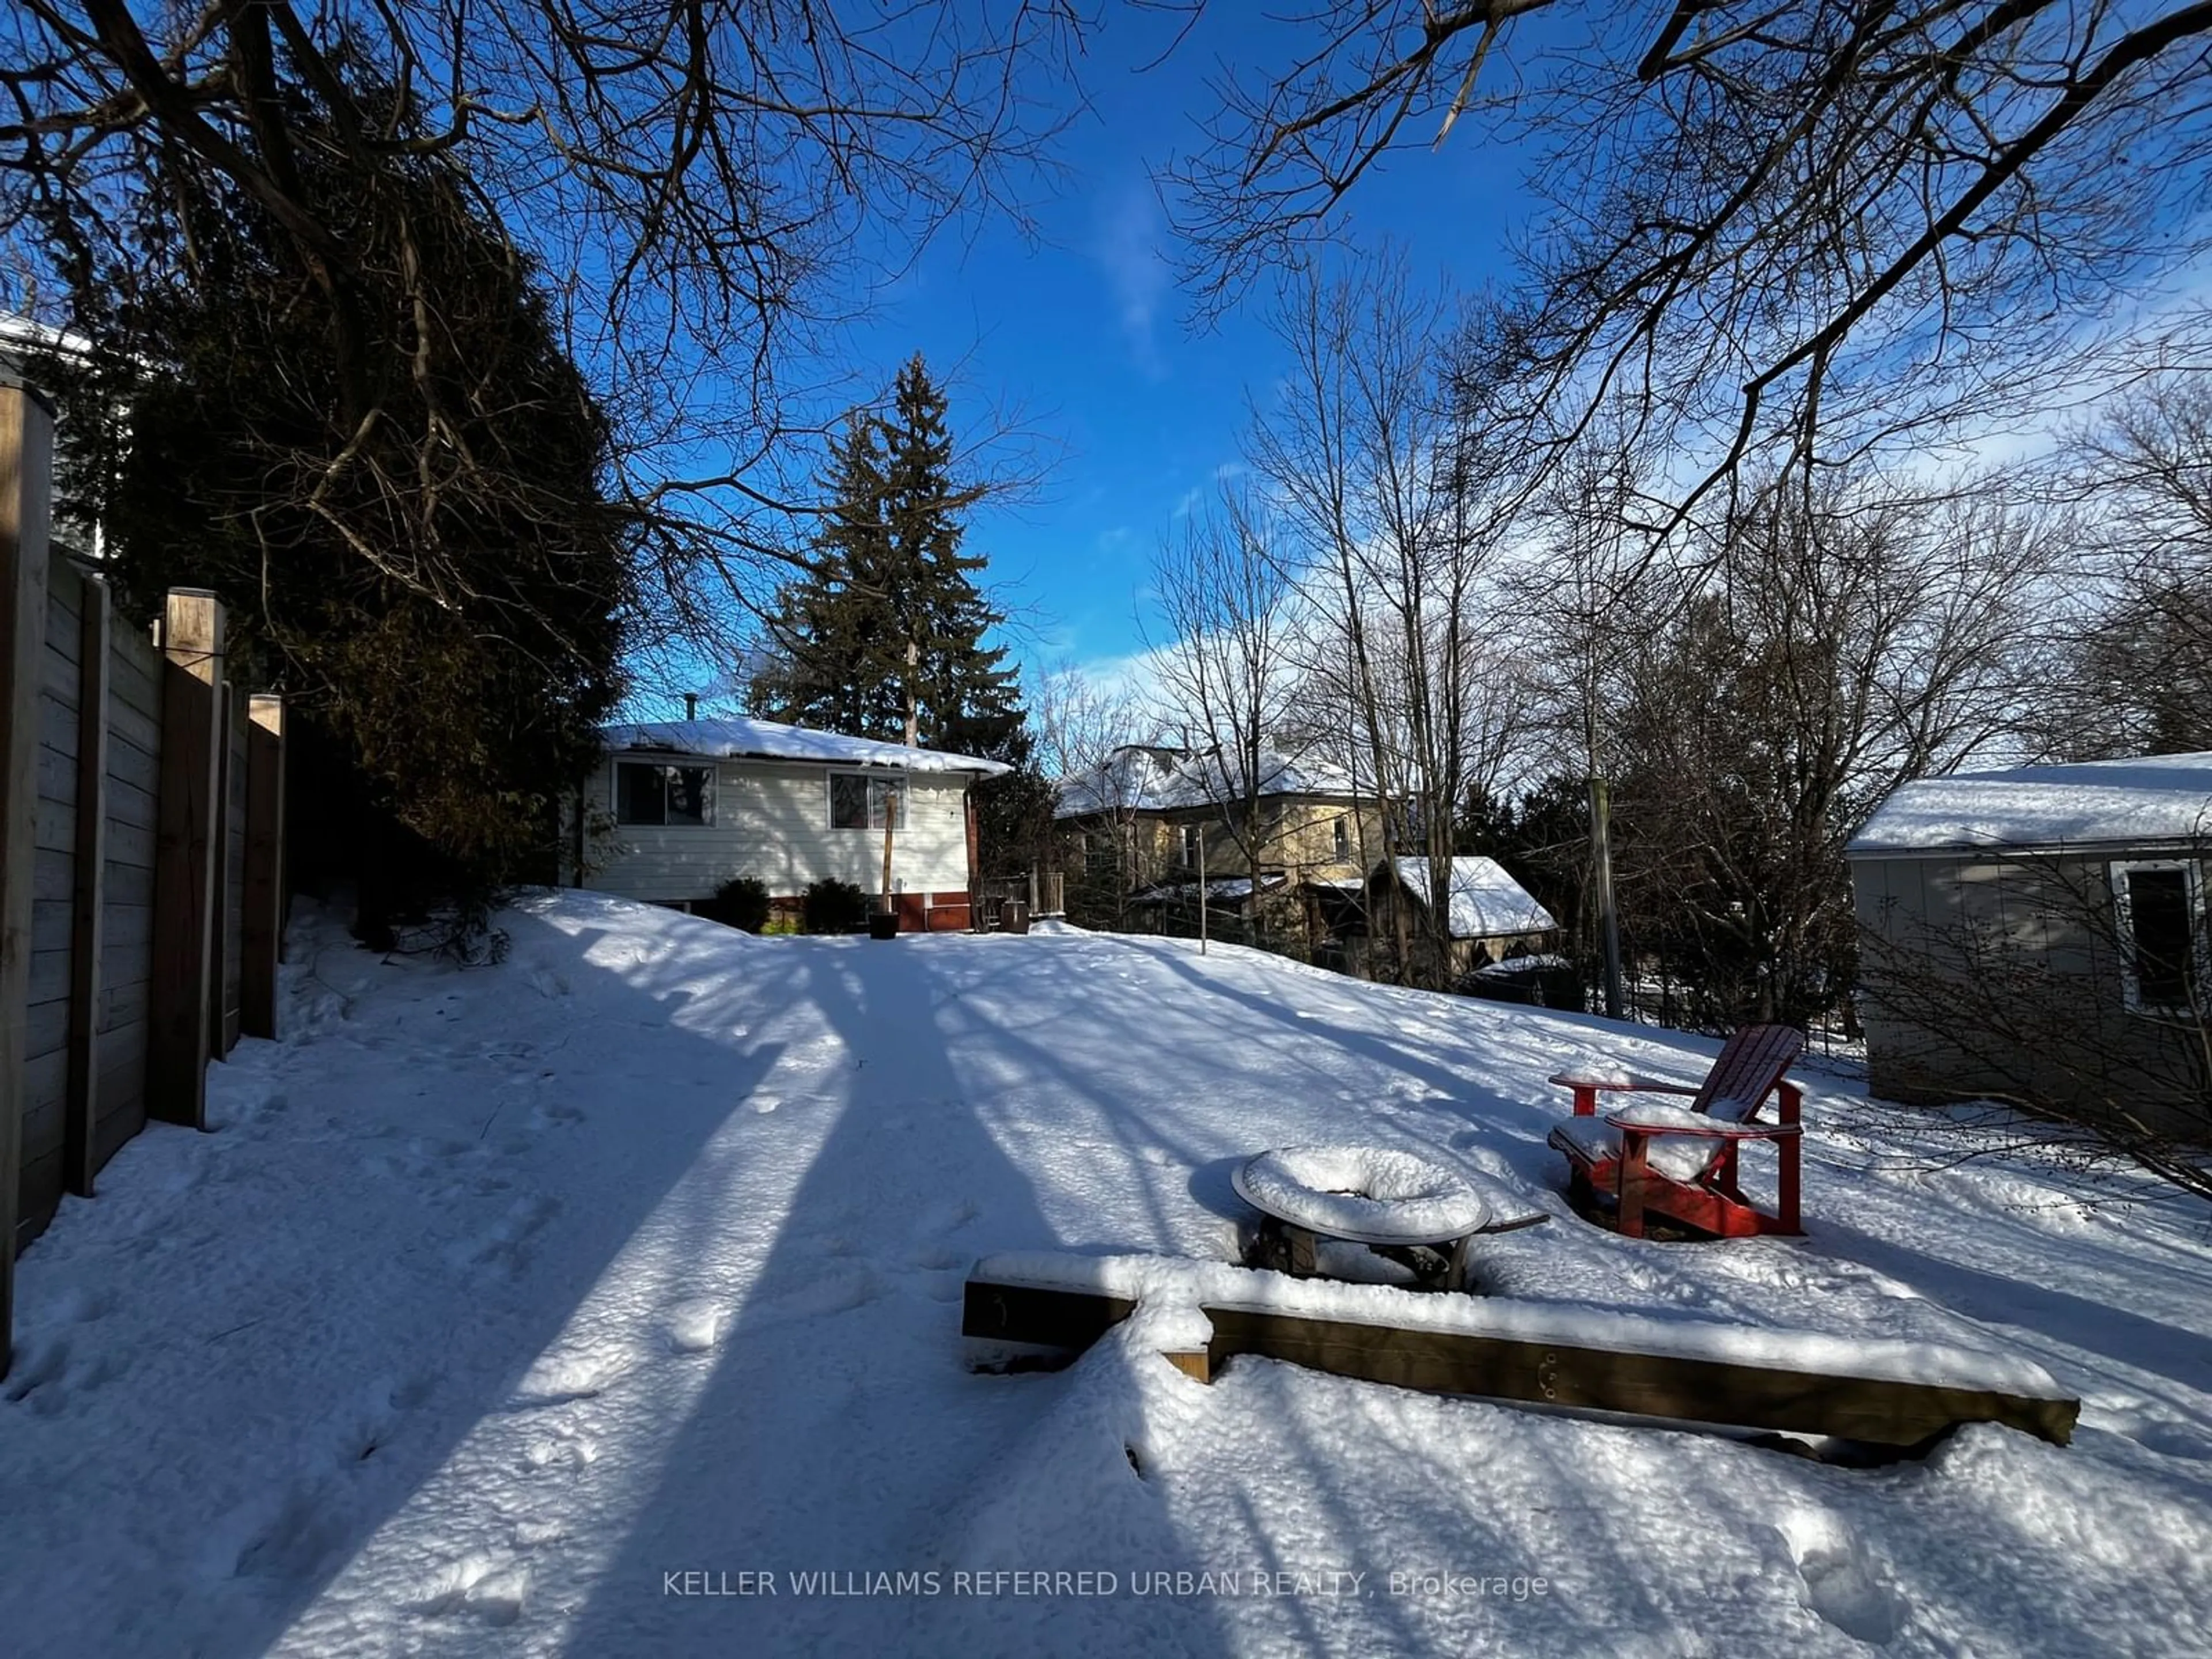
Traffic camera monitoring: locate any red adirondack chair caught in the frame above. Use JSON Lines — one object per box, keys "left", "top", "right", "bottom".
{"left": 1547, "top": 1024, "right": 1806, "bottom": 1239}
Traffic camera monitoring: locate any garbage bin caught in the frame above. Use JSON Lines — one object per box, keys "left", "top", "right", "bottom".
{"left": 998, "top": 899, "right": 1029, "bottom": 935}
{"left": 868, "top": 910, "right": 900, "bottom": 940}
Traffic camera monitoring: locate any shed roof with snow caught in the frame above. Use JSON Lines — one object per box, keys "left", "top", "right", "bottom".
{"left": 1370, "top": 857, "right": 1556, "bottom": 939}
{"left": 603, "top": 717, "right": 1011, "bottom": 778}
{"left": 1847, "top": 752, "right": 2212, "bottom": 855}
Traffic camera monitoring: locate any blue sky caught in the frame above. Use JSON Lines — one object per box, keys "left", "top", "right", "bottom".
{"left": 823, "top": 7, "right": 1535, "bottom": 685}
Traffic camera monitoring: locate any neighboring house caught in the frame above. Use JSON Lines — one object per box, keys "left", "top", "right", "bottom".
{"left": 565, "top": 717, "right": 1010, "bottom": 930}
{"left": 1327, "top": 857, "right": 1559, "bottom": 983}
{"left": 1053, "top": 744, "right": 1384, "bottom": 943}
{"left": 1849, "top": 753, "right": 2212, "bottom": 1141}
{"left": 1, "top": 310, "right": 104, "bottom": 563}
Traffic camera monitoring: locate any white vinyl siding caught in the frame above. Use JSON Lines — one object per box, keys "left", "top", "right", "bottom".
{"left": 581, "top": 755, "right": 972, "bottom": 902}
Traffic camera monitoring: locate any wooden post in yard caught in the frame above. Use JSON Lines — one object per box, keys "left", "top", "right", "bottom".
{"left": 0, "top": 385, "right": 56, "bottom": 1377}
{"left": 64, "top": 575, "right": 111, "bottom": 1195}
{"left": 147, "top": 589, "right": 225, "bottom": 1128}
{"left": 206, "top": 682, "right": 233, "bottom": 1059}
{"left": 240, "top": 694, "right": 285, "bottom": 1039}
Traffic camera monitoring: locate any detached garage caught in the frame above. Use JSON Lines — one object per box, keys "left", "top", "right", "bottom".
{"left": 1848, "top": 753, "right": 2211, "bottom": 1141}
{"left": 563, "top": 717, "right": 1009, "bottom": 931}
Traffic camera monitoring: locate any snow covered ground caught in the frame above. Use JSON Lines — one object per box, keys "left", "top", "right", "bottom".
{"left": 3, "top": 891, "right": 2210, "bottom": 1657}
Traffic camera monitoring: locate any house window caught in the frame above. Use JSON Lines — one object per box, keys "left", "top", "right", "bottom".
{"left": 1333, "top": 816, "right": 1350, "bottom": 860}
{"left": 615, "top": 761, "right": 713, "bottom": 826}
{"left": 2113, "top": 861, "right": 2206, "bottom": 1014}
{"left": 1177, "top": 824, "right": 1199, "bottom": 869}
{"left": 1082, "top": 828, "right": 1118, "bottom": 878}
{"left": 828, "top": 772, "right": 906, "bottom": 831}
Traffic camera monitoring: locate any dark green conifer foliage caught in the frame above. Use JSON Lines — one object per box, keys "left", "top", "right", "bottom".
{"left": 751, "top": 355, "right": 1051, "bottom": 874}
{"left": 37, "top": 74, "right": 630, "bottom": 905}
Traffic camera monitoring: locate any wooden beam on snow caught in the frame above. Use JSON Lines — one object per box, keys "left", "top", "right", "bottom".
{"left": 961, "top": 1270, "right": 2078, "bottom": 1450}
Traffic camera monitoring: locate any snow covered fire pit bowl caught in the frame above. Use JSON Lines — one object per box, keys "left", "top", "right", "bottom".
{"left": 1232, "top": 1145, "right": 1501, "bottom": 1293}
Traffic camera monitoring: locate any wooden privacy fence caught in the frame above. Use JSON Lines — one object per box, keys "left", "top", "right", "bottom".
{"left": 0, "top": 384, "right": 288, "bottom": 1376}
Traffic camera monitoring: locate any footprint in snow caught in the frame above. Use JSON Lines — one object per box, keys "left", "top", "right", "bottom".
{"left": 665, "top": 1300, "right": 728, "bottom": 1354}
{"left": 224, "top": 1484, "right": 350, "bottom": 1584}
{"left": 521, "top": 1431, "right": 599, "bottom": 1473}
{"left": 1777, "top": 1511, "right": 1906, "bottom": 1645}
{"left": 414, "top": 1554, "right": 531, "bottom": 1624}
{"left": 449, "top": 1194, "right": 562, "bottom": 1277}
{"left": 512, "top": 1347, "right": 631, "bottom": 1408}
{"left": 2, "top": 1338, "right": 73, "bottom": 1414}
{"left": 760, "top": 1265, "right": 884, "bottom": 1321}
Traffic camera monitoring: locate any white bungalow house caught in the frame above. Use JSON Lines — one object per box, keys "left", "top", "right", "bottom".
{"left": 562, "top": 717, "right": 1010, "bottom": 931}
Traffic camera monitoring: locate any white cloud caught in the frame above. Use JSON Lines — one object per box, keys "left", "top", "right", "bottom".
{"left": 1094, "top": 184, "right": 1172, "bottom": 380}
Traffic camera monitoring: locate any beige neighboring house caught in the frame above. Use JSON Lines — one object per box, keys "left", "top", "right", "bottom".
{"left": 1054, "top": 744, "right": 1383, "bottom": 942}
{"left": 1849, "top": 753, "right": 2212, "bottom": 1141}
{"left": 1331, "top": 857, "right": 1559, "bottom": 983}
{"left": 565, "top": 717, "right": 1009, "bottom": 931}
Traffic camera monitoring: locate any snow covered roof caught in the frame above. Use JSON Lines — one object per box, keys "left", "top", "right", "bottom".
{"left": 601, "top": 717, "right": 1011, "bottom": 777}
{"left": 1849, "top": 753, "right": 2212, "bottom": 855}
{"left": 1055, "top": 744, "right": 1358, "bottom": 818}
{"left": 0, "top": 309, "right": 94, "bottom": 362}
{"left": 1129, "top": 874, "right": 1290, "bottom": 904}
{"left": 1375, "top": 857, "right": 1556, "bottom": 938}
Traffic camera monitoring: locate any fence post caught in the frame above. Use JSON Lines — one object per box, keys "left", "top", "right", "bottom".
{"left": 241, "top": 694, "right": 285, "bottom": 1039}
{"left": 207, "top": 683, "right": 233, "bottom": 1059}
{"left": 65, "top": 575, "right": 110, "bottom": 1195}
{"left": 0, "top": 385, "right": 55, "bottom": 1377}
{"left": 147, "top": 589, "right": 224, "bottom": 1129}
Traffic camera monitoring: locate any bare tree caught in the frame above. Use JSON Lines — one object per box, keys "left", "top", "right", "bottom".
{"left": 1146, "top": 480, "right": 1307, "bottom": 931}
{"left": 1597, "top": 475, "right": 2061, "bottom": 1028}
{"left": 1031, "top": 661, "right": 1153, "bottom": 927}
{"left": 1168, "top": 2, "right": 2212, "bottom": 539}
{"left": 1, "top": 0, "right": 1085, "bottom": 664}
{"left": 1250, "top": 252, "right": 1531, "bottom": 986}
{"left": 2044, "top": 373, "right": 2212, "bottom": 757}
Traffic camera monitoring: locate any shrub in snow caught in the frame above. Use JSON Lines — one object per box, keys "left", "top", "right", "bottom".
{"left": 801, "top": 877, "right": 869, "bottom": 934}
{"left": 702, "top": 876, "right": 771, "bottom": 934}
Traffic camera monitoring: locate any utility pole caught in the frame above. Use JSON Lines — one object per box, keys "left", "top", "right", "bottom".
{"left": 1582, "top": 694, "right": 1624, "bottom": 1017}
{"left": 1197, "top": 824, "right": 1208, "bottom": 956}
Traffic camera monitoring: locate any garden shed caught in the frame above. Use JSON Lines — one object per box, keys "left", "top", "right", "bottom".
{"left": 1336, "top": 857, "right": 1559, "bottom": 983}
{"left": 1848, "top": 752, "right": 2212, "bottom": 1141}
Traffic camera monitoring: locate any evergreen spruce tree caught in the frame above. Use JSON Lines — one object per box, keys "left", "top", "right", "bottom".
{"left": 751, "top": 355, "right": 1052, "bottom": 875}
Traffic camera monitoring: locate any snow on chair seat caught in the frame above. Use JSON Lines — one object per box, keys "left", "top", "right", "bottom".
{"left": 1548, "top": 1024, "right": 1807, "bottom": 1240}
{"left": 1549, "top": 1114, "right": 1725, "bottom": 1185}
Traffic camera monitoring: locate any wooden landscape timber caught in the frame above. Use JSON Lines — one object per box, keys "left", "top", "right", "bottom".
{"left": 961, "top": 1269, "right": 2078, "bottom": 1452}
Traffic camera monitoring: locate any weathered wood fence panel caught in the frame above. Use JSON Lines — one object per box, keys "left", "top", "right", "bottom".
{"left": 146, "top": 592, "right": 222, "bottom": 1128}
{"left": 1, "top": 388, "right": 289, "bottom": 1376}
{"left": 100, "top": 610, "right": 162, "bottom": 1172}
{"left": 1, "top": 384, "right": 55, "bottom": 1369}
{"left": 64, "top": 570, "right": 108, "bottom": 1198}
{"left": 20, "top": 556, "right": 82, "bottom": 1244}
{"left": 218, "top": 694, "right": 247, "bottom": 1055}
